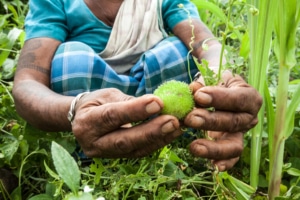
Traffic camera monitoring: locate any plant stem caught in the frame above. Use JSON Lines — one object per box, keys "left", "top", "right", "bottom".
{"left": 268, "top": 64, "right": 290, "bottom": 199}
{"left": 247, "top": 0, "right": 278, "bottom": 188}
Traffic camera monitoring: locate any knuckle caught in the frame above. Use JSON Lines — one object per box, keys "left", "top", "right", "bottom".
{"left": 230, "top": 113, "right": 256, "bottom": 133}
{"left": 236, "top": 92, "right": 249, "bottom": 111}
{"left": 145, "top": 130, "right": 158, "bottom": 144}
{"left": 230, "top": 114, "right": 241, "bottom": 132}
{"left": 114, "top": 137, "right": 131, "bottom": 154}
{"left": 101, "top": 106, "right": 121, "bottom": 128}
{"left": 209, "top": 113, "right": 222, "bottom": 130}
{"left": 211, "top": 146, "right": 222, "bottom": 160}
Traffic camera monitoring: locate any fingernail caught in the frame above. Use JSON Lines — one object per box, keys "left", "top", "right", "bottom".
{"left": 146, "top": 101, "right": 161, "bottom": 114}
{"left": 217, "top": 164, "right": 226, "bottom": 172}
{"left": 191, "top": 116, "right": 205, "bottom": 127}
{"left": 197, "top": 91, "right": 212, "bottom": 104}
{"left": 212, "top": 160, "right": 226, "bottom": 172}
{"left": 161, "top": 121, "right": 176, "bottom": 134}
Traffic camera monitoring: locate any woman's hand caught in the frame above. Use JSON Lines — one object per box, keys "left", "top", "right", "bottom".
{"left": 72, "top": 88, "right": 183, "bottom": 158}
{"left": 185, "top": 71, "right": 263, "bottom": 171}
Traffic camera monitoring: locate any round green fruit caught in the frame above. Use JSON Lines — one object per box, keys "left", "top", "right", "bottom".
{"left": 154, "top": 80, "right": 194, "bottom": 119}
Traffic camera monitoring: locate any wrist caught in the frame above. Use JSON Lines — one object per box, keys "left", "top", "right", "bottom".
{"left": 67, "top": 92, "right": 90, "bottom": 124}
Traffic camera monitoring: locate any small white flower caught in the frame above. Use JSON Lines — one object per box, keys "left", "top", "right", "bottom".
{"left": 96, "top": 197, "right": 105, "bottom": 200}
{"left": 83, "top": 185, "right": 94, "bottom": 193}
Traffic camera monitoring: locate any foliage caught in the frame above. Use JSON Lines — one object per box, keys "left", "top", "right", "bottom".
{"left": 0, "top": 0, "right": 299, "bottom": 199}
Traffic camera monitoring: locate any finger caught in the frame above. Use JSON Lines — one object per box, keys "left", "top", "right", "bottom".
{"left": 184, "top": 108, "right": 258, "bottom": 133}
{"left": 211, "top": 157, "right": 240, "bottom": 172}
{"left": 194, "top": 86, "right": 262, "bottom": 115}
{"left": 89, "top": 88, "right": 135, "bottom": 104}
{"left": 189, "top": 81, "right": 204, "bottom": 94}
{"left": 74, "top": 94, "right": 164, "bottom": 133}
{"left": 189, "top": 132, "right": 244, "bottom": 160}
{"left": 207, "top": 131, "right": 223, "bottom": 140}
{"left": 82, "top": 115, "right": 182, "bottom": 158}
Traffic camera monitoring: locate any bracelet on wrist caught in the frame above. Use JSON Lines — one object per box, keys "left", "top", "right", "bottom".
{"left": 67, "top": 92, "right": 90, "bottom": 124}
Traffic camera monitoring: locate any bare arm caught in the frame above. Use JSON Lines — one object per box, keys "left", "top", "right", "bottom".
{"left": 173, "top": 18, "right": 223, "bottom": 73}
{"left": 12, "top": 38, "right": 73, "bottom": 131}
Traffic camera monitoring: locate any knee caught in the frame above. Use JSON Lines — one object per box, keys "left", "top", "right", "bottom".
{"left": 51, "top": 42, "right": 99, "bottom": 95}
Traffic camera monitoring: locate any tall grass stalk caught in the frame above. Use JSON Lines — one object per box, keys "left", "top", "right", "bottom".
{"left": 247, "top": 0, "right": 279, "bottom": 189}
{"left": 268, "top": 0, "right": 300, "bottom": 198}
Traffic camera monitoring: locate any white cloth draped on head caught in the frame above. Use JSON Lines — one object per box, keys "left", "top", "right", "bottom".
{"left": 99, "top": 0, "right": 167, "bottom": 74}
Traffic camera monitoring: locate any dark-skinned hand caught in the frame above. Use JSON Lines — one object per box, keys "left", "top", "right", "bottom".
{"left": 185, "top": 70, "right": 263, "bottom": 171}
{"left": 71, "top": 88, "right": 182, "bottom": 158}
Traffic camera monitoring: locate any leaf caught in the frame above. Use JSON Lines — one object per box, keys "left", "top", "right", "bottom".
{"left": 44, "top": 160, "right": 60, "bottom": 180}
{"left": 0, "top": 137, "right": 19, "bottom": 164}
{"left": 264, "top": 81, "right": 275, "bottom": 151}
{"left": 285, "top": 84, "right": 300, "bottom": 138}
{"left": 0, "top": 27, "right": 23, "bottom": 66}
{"left": 239, "top": 31, "right": 250, "bottom": 59}
{"left": 286, "top": 167, "right": 300, "bottom": 177}
{"left": 274, "top": 0, "right": 300, "bottom": 68}
{"left": 2, "top": 58, "right": 16, "bottom": 80}
{"left": 169, "top": 150, "right": 188, "bottom": 166}
{"left": 89, "top": 158, "right": 105, "bottom": 185}
{"left": 51, "top": 141, "right": 80, "bottom": 194}
{"left": 191, "top": 0, "right": 227, "bottom": 24}
{"left": 28, "top": 194, "right": 53, "bottom": 200}
{"left": 64, "top": 192, "right": 94, "bottom": 200}
{"left": 191, "top": 0, "right": 242, "bottom": 41}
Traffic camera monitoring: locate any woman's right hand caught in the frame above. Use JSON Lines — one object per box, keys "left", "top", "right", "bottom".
{"left": 71, "top": 88, "right": 183, "bottom": 158}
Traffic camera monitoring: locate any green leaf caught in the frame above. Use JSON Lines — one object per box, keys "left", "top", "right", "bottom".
{"left": 191, "top": 0, "right": 242, "bottom": 41}
{"left": 44, "top": 160, "right": 60, "bottom": 180}
{"left": 285, "top": 84, "right": 300, "bottom": 138}
{"left": 274, "top": 0, "right": 300, "bottom": 68}
{"left": 90, "top": 158, "right": 105, "bottom": 185}
{"left": 169, "top": 150, "right": 188, "bottom": 166}
{"left": 286, "top": 167, "right": 300, "bottom": 177}
{"left": 0, "top": 27, "right": 23, "bottom": 66}
{"left": 239, "top": 31, "right": 250, "bottom": 59}
{"left": 2, "top": 58, "right": 16, "bottom": 80}
{"left": 64, "top": 192, "right": 94, "bottom": 200}
{"left": 191, "top": 0, "right": 227, "bottom": 22}
{"left": 51, "top": 141, "right": 80, "bottom": 194}
{"left": 0, "top": 137, "right": 19, "bottom": 164}
{"left": 28, "top": 194, "right": 53, "bottom": 200}
{"left": 264, "top": 82, "right": 275, "bottom": 151}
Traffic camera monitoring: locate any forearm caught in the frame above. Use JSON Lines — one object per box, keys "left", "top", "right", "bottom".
{"left": 173, "top": 19, "right": 225, "bottom": 73}
{"left": 13, "top": 80, "right": 73, "bottom": 132}
{"left": 12, "top": 38, "right": 72, "bottom": 131}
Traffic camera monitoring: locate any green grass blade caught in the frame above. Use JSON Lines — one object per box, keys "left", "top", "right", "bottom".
{"left": 285, "top": 83, "right": 300, "bottom": 138}
{"left": 191, "top": 0, "right": 227, "bottom": 22}
{"left": 264, "top": 81, "right": 275, "bottom": 153}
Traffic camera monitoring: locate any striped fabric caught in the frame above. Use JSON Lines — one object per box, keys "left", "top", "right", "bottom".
{"left": 51, "top": 36, "right": 198, "bottom": 97}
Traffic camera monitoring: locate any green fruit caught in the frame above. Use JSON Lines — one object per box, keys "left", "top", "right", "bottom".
{"left": 154, "top": 80, "right": 194, "bottom": 119}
